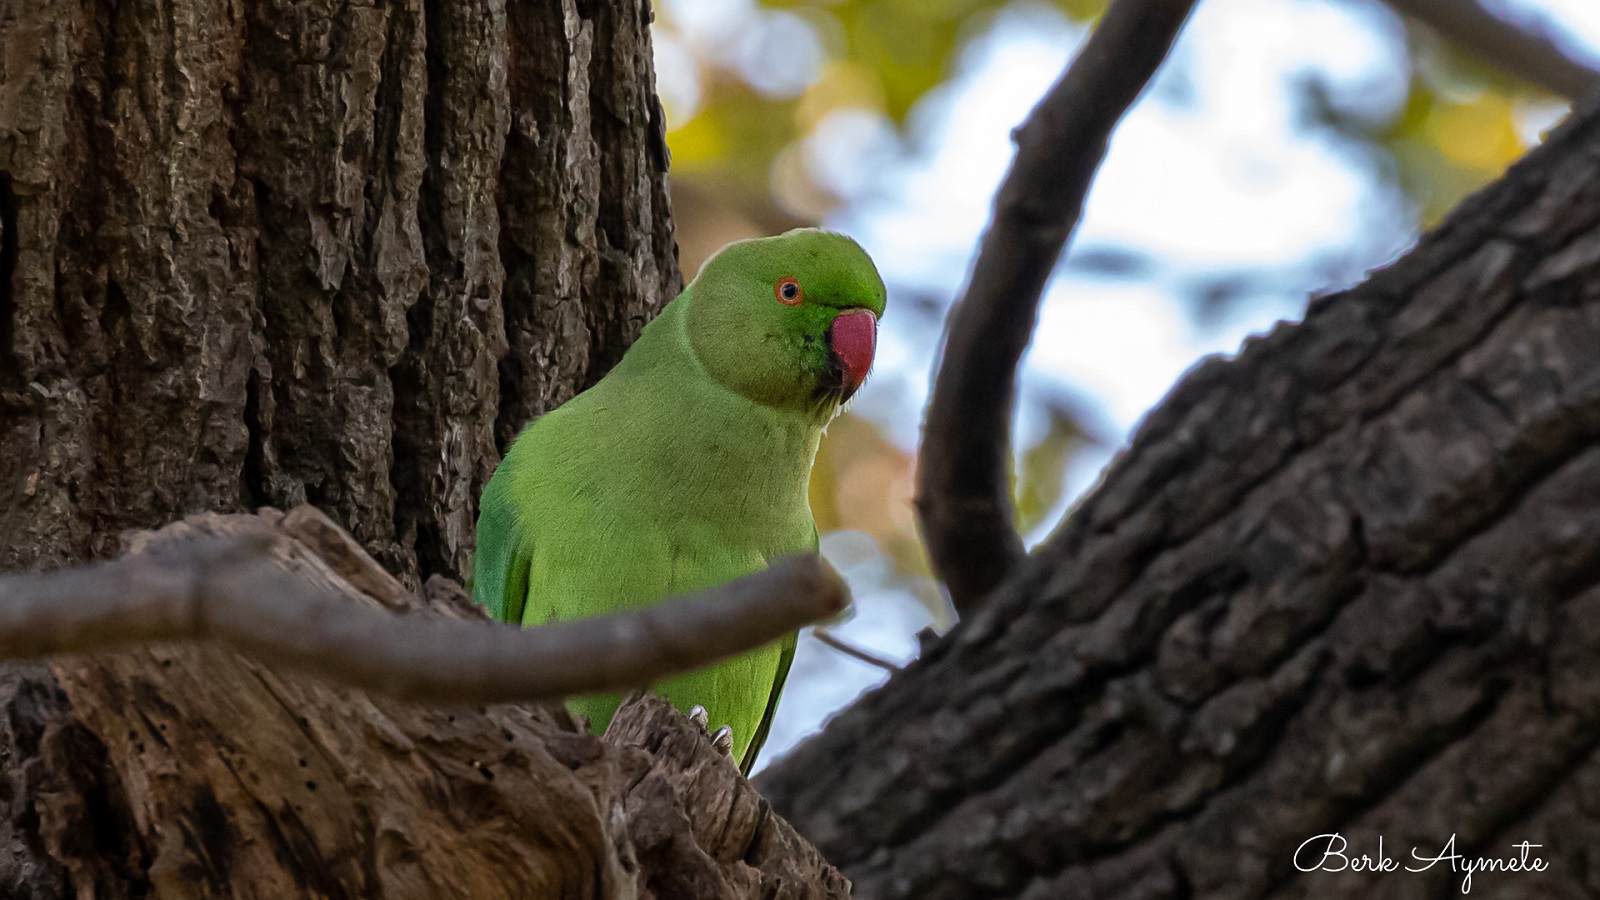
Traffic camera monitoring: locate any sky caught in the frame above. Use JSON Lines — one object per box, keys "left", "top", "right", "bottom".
{"left": 656, "top": 0, "right": 1600, "bottom": 770}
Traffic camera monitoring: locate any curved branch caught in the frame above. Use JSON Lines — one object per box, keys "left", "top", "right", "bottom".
{"left": 915, "top": 0, "right": 1199, "bottom": 615}
{"left": 1384, "top": 0, "right": 1600, "bottom": 100}
{"left": 0, "top": 532, "right": 846, "bottom": 705}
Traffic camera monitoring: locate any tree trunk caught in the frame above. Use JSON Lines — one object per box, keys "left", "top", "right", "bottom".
{"left": 0, "top": 0, "right": 677, "bottom": 582}
{"left": 759, "top": 96, "right": 1600, "bottom": 899}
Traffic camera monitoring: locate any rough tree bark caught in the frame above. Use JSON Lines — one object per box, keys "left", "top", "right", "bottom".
{"left": 0, "top": 0, "right": 851, "bottom": 896}
{"left": 0, "top": 0, "right": 676, "bottom": 581}
{"left": 760, "top": 96, "right": 1600, "bottom": 898}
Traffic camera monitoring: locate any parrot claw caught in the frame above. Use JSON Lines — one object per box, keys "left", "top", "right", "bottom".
{"left": 710, "top": 725, "right": 734, "bottom": 756}
{"left": 688, "top": 705, "right": 709, "bottom": 731}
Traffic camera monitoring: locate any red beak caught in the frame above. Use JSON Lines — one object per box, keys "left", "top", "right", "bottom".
{"left": 828, "top": 309, "right": 877, "bottom": 401}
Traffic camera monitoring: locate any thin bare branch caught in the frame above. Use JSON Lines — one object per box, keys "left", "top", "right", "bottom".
{"left": 0, "top": 535, "right": 847, "bottom": 704}
{"left": 1384, "top": 0, "right": 1600, "bottom": 100}
{"left": 916, "top": 0, "right": 1199, "bottom": 616}
{"left": 812, "top": 628, "right": 900, "bottom": 673}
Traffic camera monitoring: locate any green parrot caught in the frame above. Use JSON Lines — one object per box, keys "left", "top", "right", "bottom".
{"left": 473, "top": 228, "right": 886, "bottom": 772}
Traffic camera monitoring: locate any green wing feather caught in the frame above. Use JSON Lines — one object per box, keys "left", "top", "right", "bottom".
{"left": 472, "top": 481, "right": 530, "bottom": 626}
{"left": 741, "top": 629, "right": 795, "bottom": 775}
{"left": 739, "top": 524, "right": 816, "bottom": 774}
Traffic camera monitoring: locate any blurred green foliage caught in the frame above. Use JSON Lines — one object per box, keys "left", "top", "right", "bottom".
{"left": 662, "top": 0, "right": 1112, "bottom": 251}
{"left": 1014, "top": 400, "right": 1092, "bottom": 537}
{"left": 1324, "top": 30, "right": 1560, "bottom": 224}
{"left": 654, "top": 0, "right": 1571, "bottom": 620}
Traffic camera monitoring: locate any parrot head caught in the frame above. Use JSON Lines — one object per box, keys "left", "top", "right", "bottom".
{"left": 684, "top": 228, "right": 888, "bottom": 420}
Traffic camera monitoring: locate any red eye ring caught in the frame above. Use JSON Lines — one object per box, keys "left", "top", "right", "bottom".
{"left": 775, "top": 276, "right": 803, "bottom": 306}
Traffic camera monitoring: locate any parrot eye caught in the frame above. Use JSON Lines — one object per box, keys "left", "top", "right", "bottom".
{"left": 775, "top": 277, "right": 803, "bottom": 306}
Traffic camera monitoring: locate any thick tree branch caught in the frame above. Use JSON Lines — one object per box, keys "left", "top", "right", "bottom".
{"left": 916, "top": 0, "right": 1199, "bottom": 616}
{"left": 0, "top": 522, "right": 846, "bottom": 705}
{"left": 1385, "top": 0, "right": 1600, "bottom": 100}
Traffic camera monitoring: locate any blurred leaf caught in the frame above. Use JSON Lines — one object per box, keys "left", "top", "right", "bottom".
{"left": 1305, "top": 24, "right": 1552, "bottom": 227}
{"left": 809, "top": 412, "right": 917, "bottom": 551}
{"left": 1014, "top": 402, "right": 1092, "bottom": 536}
{"left": 797, "top": 60, "right": 888, "bottom": 129}
{"left": 1382, "top": 61, "right": 1534, "bottom": 223}
{"left": 808, "top": 412, "right": 952, "bottom": 623}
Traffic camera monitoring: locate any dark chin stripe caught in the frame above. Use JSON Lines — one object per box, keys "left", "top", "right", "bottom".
{"left": 813, "top": 355, "right": 849, "bottom": 405}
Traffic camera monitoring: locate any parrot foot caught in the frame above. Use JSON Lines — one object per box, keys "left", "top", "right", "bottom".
{"left": 687, "top": 706, "right": 732, "bottom": 756}
{"left": 710, "top": 725, "right": 735, "bottom": 756}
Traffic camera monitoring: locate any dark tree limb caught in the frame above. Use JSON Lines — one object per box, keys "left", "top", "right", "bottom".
{"left": 1384, "top": 0, "right": 1600, "bottom": 100}
{"left": 765, "top": 90, "right": 1600, "bottom": 900}
{"left": 0, "top": 508, "right": 844, "bottom": 706}
{"left": 916, "top": 0, "right": 1199, "bottom": 616}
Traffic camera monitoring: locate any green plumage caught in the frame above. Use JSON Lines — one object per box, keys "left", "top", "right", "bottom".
{"left": 474, "top": 228, "right": 886, "bottom": 771}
